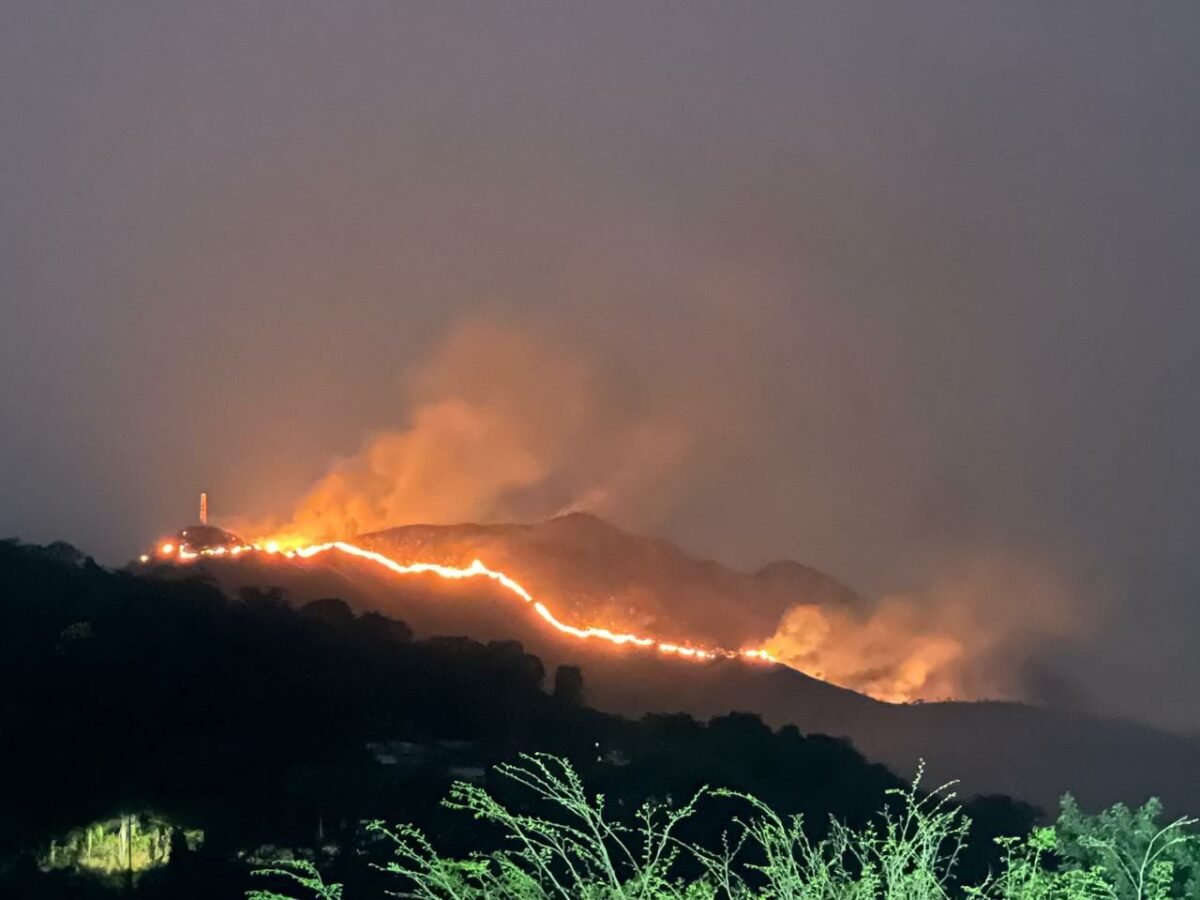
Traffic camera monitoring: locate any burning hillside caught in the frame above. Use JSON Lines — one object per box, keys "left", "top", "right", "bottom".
{"left": 204, "top": 319, "right": 1081, "bottom": 707}
{"left": 148, "top": 502, "right": 1070, "bottom": 706}
{"left": 359, "top": 514, "right": 862, "bottom": 648}
{"left": 138, "top": 518, "right": 1200, "bottom": 813}
{"left": 146, "top": 523, "right": 778, "bottom": 666}
{"left": 352, "top": 516, "right": 1078, "bottom": 704}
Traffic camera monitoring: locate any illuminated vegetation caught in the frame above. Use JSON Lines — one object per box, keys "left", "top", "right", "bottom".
{"left": 40, "top": 814, "right": 202, "bottom": 877}
{"left": 251, "top": 755, "right": 1200, "bottom": 900}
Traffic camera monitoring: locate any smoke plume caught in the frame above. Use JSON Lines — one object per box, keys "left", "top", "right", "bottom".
{"left": 764, "top": 553, "right": 1085, "bottom": 703}
{"left": 248, "top": 318, "right": 1089, "bottom": 707}
{"left": 261, "top": 318, "right": 726, "bottom": 544}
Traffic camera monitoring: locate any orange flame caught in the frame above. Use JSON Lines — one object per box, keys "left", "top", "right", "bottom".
{"left": 156, "top": 539, "right": 777, "bottom": 666}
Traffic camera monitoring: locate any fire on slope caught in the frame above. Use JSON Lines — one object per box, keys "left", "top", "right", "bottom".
{"left": 144, "top": 537, "right": 778, "bottom": 666}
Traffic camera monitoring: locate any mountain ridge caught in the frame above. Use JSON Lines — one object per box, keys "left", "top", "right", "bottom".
{"left": 359, "top": 511, "right": 867, "bottom": 649}
{"left": 188, "top": 514, "right": 1200, "bottom": 814}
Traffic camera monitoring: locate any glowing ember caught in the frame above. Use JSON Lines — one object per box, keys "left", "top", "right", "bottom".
{"left": 148, "top": 538, "right": 777, "bottom": 666}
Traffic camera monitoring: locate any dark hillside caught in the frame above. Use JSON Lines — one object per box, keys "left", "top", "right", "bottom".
{"left": 0, "top": 539, "right": 980, "bottom": 898}
{"left": 186, "top": 519, "right": 1200, "bottom": 814}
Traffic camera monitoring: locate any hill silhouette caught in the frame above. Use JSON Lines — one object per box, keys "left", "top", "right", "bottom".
{"left": 187, "top": 514, "right": 1200, "bottom": 815}
{"left": 2, "top": 536, "right": 1037, "bottom": 898}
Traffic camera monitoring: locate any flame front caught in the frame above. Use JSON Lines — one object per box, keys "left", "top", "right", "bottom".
{"left": 163, "top": 539, "right": 777, "bottom": 666}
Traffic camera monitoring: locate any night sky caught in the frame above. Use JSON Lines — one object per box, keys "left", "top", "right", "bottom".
{"left": 2, "top": 3, "right": 1198, "bottom": 731}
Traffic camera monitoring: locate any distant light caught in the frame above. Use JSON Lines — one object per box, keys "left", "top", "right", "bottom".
{"left": 265, "top": 541, "right": 280, "bottom": 554}
{"left": 139, "top": 554, "right": 149, "bottom": 563}
{"left": 160, "top": 543, "right": 175, "bottom": 555}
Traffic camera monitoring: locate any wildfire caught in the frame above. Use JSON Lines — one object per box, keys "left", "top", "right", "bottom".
{"left": 152, "top": 538, "right": 778, "bottom": 666}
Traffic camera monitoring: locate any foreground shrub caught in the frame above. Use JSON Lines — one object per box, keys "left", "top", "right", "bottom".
{"left": 249, "top": 754, "right": 1197, "bottom": 899}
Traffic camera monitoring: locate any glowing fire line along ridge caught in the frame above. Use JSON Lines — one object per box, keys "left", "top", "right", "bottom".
{"left": 165, "top": 539, "right": 777, "bottom": 665}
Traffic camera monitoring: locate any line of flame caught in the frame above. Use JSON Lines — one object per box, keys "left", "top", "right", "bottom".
{"left": 158, "top": 539, "right": 777, "bottom": 665}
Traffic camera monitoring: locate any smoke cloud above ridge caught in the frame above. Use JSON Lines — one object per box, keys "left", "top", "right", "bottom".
{"left": 248, "top": 318, "right": 1090, "bottom": 707}
{"left": 260, "top": 318, "right": 730, "bottom": 543}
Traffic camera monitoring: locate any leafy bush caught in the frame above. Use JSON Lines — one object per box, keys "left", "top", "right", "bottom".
{"left": 250, "top": 755, "right": 1198, "bottom": 900}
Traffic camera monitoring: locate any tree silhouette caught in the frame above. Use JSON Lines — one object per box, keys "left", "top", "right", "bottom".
{"left": 553, "top": 664, "right": 584, "bottom": 706}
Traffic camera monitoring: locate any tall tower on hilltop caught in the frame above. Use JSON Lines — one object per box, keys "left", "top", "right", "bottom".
{"left": 199, "top": 492, "right": 208, "bottom": 525}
